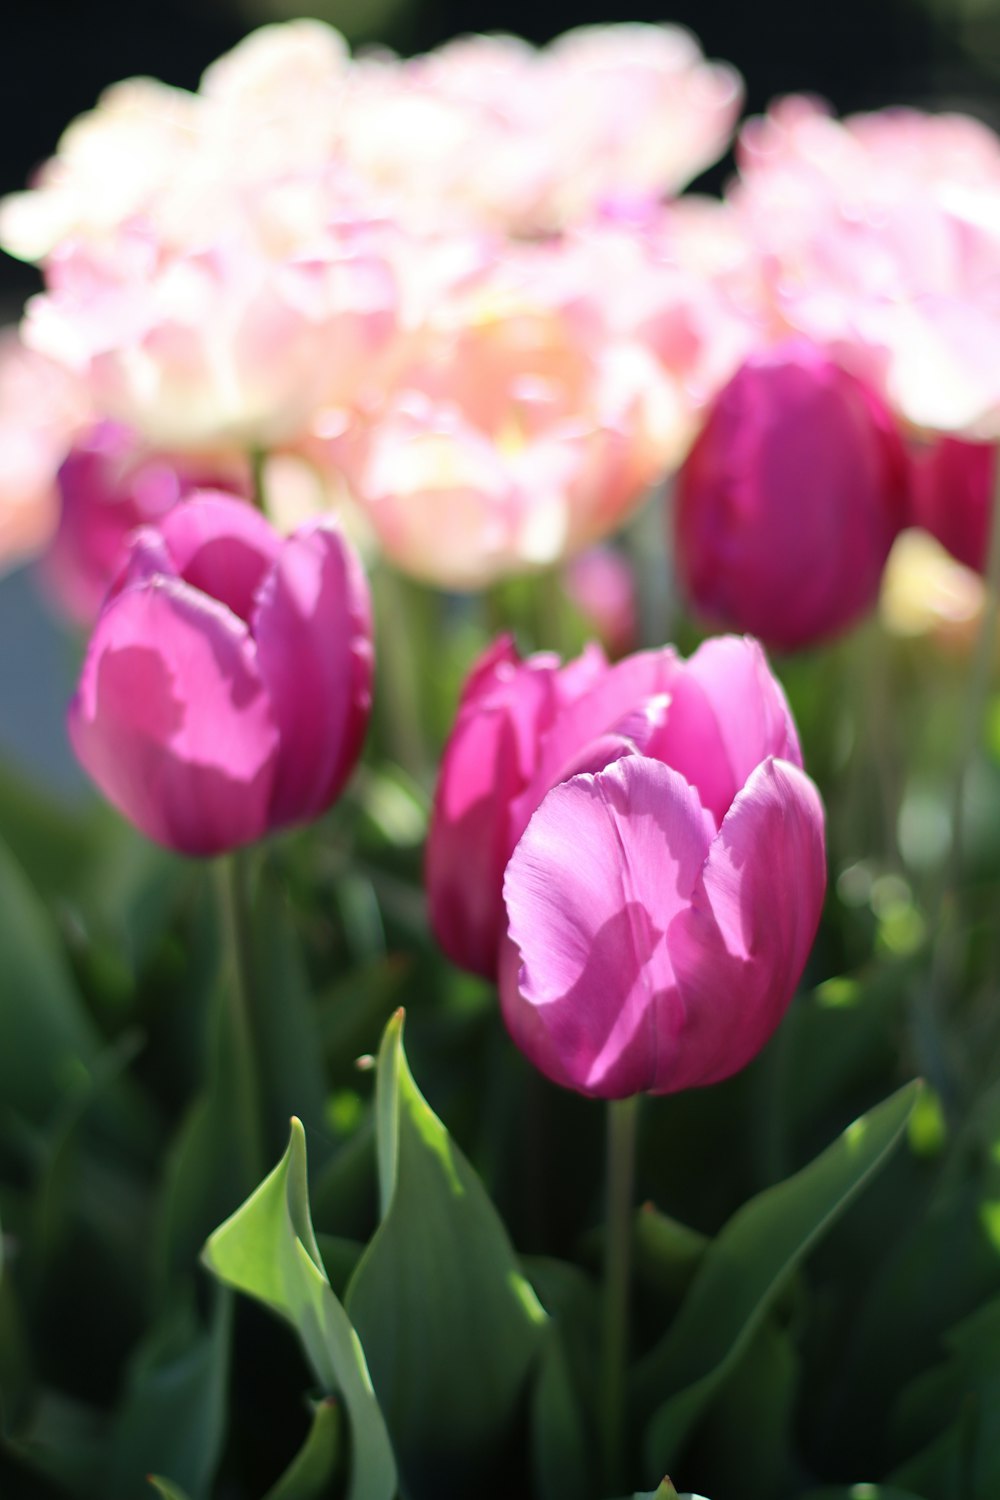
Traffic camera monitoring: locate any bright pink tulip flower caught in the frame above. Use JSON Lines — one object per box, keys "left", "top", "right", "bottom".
{"left": 675, "top": 341, "right": 910, "bottom": 651}
{"left": 68, "top": 493, "right": 372, "bottom": 855}
{"left": 427, "top": 632, "right": 824, "bottom": 1048}
{"left": 910, "top": 436, "right": 997, "bottom": 574}
{"left": 43, "top": 422, "right": 250, "bottom": 623}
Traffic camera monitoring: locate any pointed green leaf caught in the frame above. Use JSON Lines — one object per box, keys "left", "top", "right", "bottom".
{"left": 345, "top": 1010, "right": 547, "bottom": 1495}
{"left": 263, "top": 1398, "right": 343, "bottom": 1500}
{"left": 148, "top": 1478, "right": 194, "bottom": 1500}
{"left": 532, "top": 1327, "right": 594, "bottom": 1500}
{"left": 638, "top": 1082, "right": 920, "bottom": 1474}
{"left": 202, "top": 1119, "right": 395, "bottom": 1500}
{"left": 107, "top": 1293, "right": 230, "bottom": 1500}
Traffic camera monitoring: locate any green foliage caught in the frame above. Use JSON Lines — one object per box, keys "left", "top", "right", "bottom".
{"left": 201, "top": 1118, "right": 396, "bottom": 1500}
{"left": 636, "top": 1082, "right": 920, "bottom": 1480}
{"left": 345, "top": 1009, "right": 548, "bottom": 1497}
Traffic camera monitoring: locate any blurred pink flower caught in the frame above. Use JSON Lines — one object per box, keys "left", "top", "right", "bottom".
{"left": 730, "top": 96, "right": 1000, "bottom": 439}
{"left": 674, "top": 340, "right": 910, "bottom": 650}
{"left": 0, "top": 329, "right": 90, "bottom": 571}
{"left": 324, "top": 240, "right": 684, "bottom": 587}
{"left": 69, "top": 493, "right": 372, "bottom": 855}
{"left": 910, "top": 436, "right": 997, "bottom": 573}
{"left": 564, "top": 545, "right": 637, "bottom": 657}
{"left": 43, "top": 422, "right": 250, "bottom": 623}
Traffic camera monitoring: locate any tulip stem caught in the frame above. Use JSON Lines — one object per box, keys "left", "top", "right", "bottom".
{"left": 601, "top": 1093, "right": 639, "bottom": 1491}
{"left": 924, "top": 457, "right": 1000, "bottom": 1105}
{"left": 216, "top": 851, "right": 265, "bottom": 1189}
{"left": 249, "top": 449, "right": 269, "bottom": 514}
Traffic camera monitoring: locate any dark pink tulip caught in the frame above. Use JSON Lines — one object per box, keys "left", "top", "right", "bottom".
{"left": 43, "top": 422, "right": 250, "bottom": 624}
{"left": 674, "top": 341, "right": 910, "bottom": 651}
{"left": 427, "top": 632, "right": 812, "bottom": 991}
{"left": 68, "top": 493, "right": 373, "bottom": 856}
{"left": 910, "top": 436, "right": 997, "bottom": 573}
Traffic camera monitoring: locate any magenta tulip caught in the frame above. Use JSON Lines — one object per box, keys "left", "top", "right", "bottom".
{"left": 68, "top": 493, "right": 373, "bottom": 855}
{"left": 911, "top": 436, "right": 997, "bottom": 574}
{"left": 427, "top": 633, "right": 821, "bottom": 1021}
{"left": 674, "top": 341, "right": 910, "bottom": 651}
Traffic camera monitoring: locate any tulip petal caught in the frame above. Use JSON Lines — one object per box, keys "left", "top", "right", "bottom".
{"left": 501, "top": 756, "right": 712, "bottom": 1098}
{"left": 426, "top": 645, "right": 566, "bottom": 979}
{"left": 159, "top": 492, "right": 283, "bottom": 624}
{"left": 665, "top": 756, "right": 826, "bottom": 1092}
{"left": 253, "top": 521, "right": 373, "bottom": 826}
{"left": 68, "top": 578, "right": 279, "bottom": 855}
{"left": 645, "top": 635, "right": 802, "bottom": 825}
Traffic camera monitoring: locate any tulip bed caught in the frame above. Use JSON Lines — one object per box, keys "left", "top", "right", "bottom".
{"left": 2, "top": 18, "right": 1000, "bottom": 1500}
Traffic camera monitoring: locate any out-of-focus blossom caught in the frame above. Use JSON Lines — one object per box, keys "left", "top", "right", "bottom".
{"left": 0, "top": 329, "right": 90, "bottom": 570}
{"left": 342, "top": 25, "right": 741, "bottom": 235}
{"left": 564, "top": 545, "right": 637, "bottom": 657}
{"left": 69, "top": 493, "right": 372, "bottom": 855}
{"left": 674, "top": 340, "right": 910, "bottom": 650}
{"left": 910, "top": 436, "right": 997, "bottom": 574}
{"left": 22, "top": 220, "right": 400, "bottom": 452}
{"left": 428, "top": 632, "right": 825, "bottom": 1097}
{"left": 43, "top": 422, "right": 250, "bottom": 622}
{"left": 730, "top": 96, "right": 1000, "bottom": 440}
{"left": 325, "top": 242, "right": 683, "bottom": 588}
{"left": 880, "top": 528, "right": 984, "bottom": 649}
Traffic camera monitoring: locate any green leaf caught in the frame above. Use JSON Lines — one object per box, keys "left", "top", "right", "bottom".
{"left": 106, "top": 1292, "right": 231, "bottom": 1500}
{"left": 0, "top": 837, "right": 103, "bottom": 1126}
{"left": 637, "top": 1082, "right": 920, "bottom": 1477}
{"left": 263, "top": 1398, "right": 343, "bottom": 1500}
{"left": 148, "top": 1477, "right": 195, "bottom": 1500}
{"left": 801, "top": 1488, "right": 926, "bottom": 1499}
{"left": 201, "top": 1118, "right": 395, "bottom": 1500}
{"left": 532, "top": 1326, "right": 594, "bottom": 1500}
{"left": 345, "top": 1009, "right": 547, "bottom": 1496}
{"left": 889, "top": 1297, "right": 1000, "bottom": 1499}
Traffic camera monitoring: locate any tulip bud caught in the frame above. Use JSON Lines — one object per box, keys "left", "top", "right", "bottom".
{"left": 910, "top": 435, "right": 997, "bottom": 574}
{"left": 674, "top": 341, "right": 910, "bottom": 650}
{"left": 68, "top": 493, "right": 373, "bottom": 855}
{"left": 564, "top": 545, "right": 637, "bottom": 658}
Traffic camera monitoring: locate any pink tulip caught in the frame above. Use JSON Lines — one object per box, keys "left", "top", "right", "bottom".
{"left": 910, "top": 436, "right": 997, "bottom": 574}
{"left": 564, "top": 545, "right": 637, "bottom": 658}
{"left": 68, "top": 493, "right": 372, "bottom": 855}
{"left": 43, "top": 422, "right": 250, "bottom": 623}
{"left": 674, "top": 341, "right": 910, "bottom": 650}
{"left": 427, "top": 632, "right": 815, "bottom": 995}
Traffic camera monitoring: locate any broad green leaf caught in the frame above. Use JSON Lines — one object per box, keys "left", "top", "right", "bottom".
{"left": 0, "top": 837, "right": 102, "bottom": 1125}
{"left": 345, "top": 1010, "right": 547, "bottom": 1496}
{"left": 3, "top": 1391, "right": 108, "bottom": 1498}
{"left": 802, "top": 1488, "right": 926, "bottom": 1499}
{"left": 638, "top": 1082, "right": 920, "bottom": 1476}
{"left": 201, "top": 1118, "right": 395, "bottom": 1500}
{"left": 106, "top": 1294, "right": 230, "bottom": 1500}
{"left": 263, "top": 1398, "right": 342, "bottom": 1500}
{"left": 633, "top": 1207, "right": 708, "bottom": 1310}
{"left": 148, "top": 1477, "right": 195, "bottom": 1500}
{"left": 889, "top": 1297, "right": 1000, "bottom": 1499}
{"left": 532, "top": 1327, "right": 594, "bottom": 1500}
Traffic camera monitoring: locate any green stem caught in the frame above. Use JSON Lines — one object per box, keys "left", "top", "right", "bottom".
{"left": 215, "top": 851, "right": 265, "bottom": 1188}
{"left": 374, "top": 565, "right": 427, "bottom": 781}
{"left": 922, "top": 456, "right": 1000, "bottom": 1105}
{"left": 249, "top": 449, "right": 268, "bottom": 514}
{"left": 601, "top": 1094, "right": 639, "bottom": 1492}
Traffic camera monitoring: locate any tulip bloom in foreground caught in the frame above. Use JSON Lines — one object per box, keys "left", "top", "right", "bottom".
{"left": 675, "top": 341, "right": 909, "bottom": 651}
{"left": 429, "top": 634, "right": 826, "bottom": 1097}
{"left": 69, "top": 493, "right": 372, "bottom": 855}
